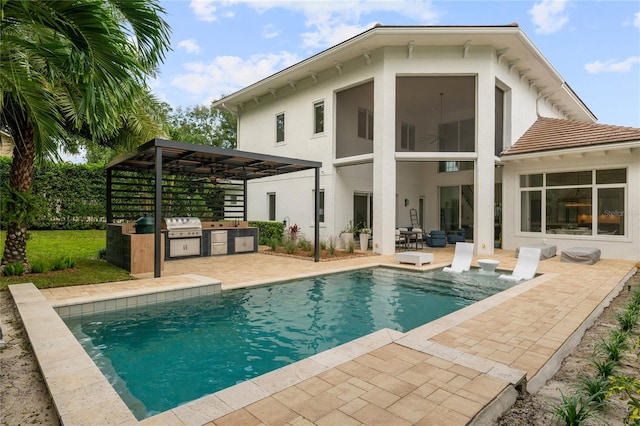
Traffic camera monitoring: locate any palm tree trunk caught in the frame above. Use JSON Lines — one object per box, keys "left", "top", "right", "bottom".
{"left": 1, "top": 126, "right": 35, "bottom": 268}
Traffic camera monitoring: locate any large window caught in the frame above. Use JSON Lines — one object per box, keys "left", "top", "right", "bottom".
{"left": 519, "top": 169, "right": 626, "bottom": 236}
{"left": 268, "top": 193, "right": 276, "bottom": 221}
{"left": 314, "top": 101, "right": 324, "bottom": 134}
{"left": 276, "top": 113, "right": 285, "bottom": 143}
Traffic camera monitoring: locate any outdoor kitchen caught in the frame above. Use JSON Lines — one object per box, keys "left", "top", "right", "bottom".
{"left": 106, "top": 217, "right": 258, "bottom": 274}
{"left": 104, "top": 139, "right": 321, "bottom": 277}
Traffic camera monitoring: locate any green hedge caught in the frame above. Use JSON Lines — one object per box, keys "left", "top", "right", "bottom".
{"left": 0, "top": 157, "right": 106, "bottom": 230}
{"left": 249, "top": 220, "right": 285, "bottom": 245}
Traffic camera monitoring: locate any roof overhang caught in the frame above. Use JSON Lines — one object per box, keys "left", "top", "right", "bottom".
{"left": 500, "top": 140, "right": 640, "bottom": 162}
{"left": 212, "top": 25, "right": 595, "bottom": 122}
{"left": 106, "top": 139, "right": 321, "bottom": 180}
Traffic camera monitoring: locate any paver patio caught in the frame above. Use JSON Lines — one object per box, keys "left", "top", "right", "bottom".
{"left": 10, "top": 247, "right": 637, "bottom": 425}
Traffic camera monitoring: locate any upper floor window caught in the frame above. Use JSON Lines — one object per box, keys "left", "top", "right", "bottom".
{"left": 276, "top": 113, "right": 285, "bottom": 143}
{"left": 314, "top": 101, "right": 324, "bottom": 134}
{"left": 357, "top": 107, "right": 373, "bottom": 140}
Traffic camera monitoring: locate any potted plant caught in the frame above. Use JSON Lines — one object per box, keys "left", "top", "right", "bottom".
{"left": 358, "top": 226, "right": 371, "bottom": 251}
{"left": 340, "top": 220, "right": 356, "bottom": 248}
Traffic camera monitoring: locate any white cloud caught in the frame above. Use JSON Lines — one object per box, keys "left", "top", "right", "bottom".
{"left": 177, "top": 39, "right": 201, "bottom": 55}
{"left": 528, "top": 0, "right": 570, "bottom": 34}
{"left": 634, "top": 11, "right": 640, "bottom": 28}
{"left": 585, "top": 56, "right": 640, "bottom": 74}
{"left": 245, "top": 1, "right": 440, "bottom": 49}
{"left": 190, "top": 0, "right": 219, "bottom": 22}
{"left": 171, "top": 51, "right": 301, "bottom": 99}
{"left": 262, "top": 24, "right": 279, "bottom": 39}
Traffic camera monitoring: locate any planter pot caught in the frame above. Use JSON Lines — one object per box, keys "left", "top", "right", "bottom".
{"left": 359, "top": 233, "right": 370, "bottom": 251}
{"left": 494, "top": 241, "right": 502, "bottom": 249}
{"left": 341, "top": 232, "right": 354, "bottom": 249}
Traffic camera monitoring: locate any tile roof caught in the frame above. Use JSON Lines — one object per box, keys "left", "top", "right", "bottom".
{"left": 501, "top": 117, "right": 640, "bottom": 156}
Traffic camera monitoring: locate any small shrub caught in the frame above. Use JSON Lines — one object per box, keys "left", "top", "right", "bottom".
{"left": 608, "top": 375, "right": 640, "bottom": 425}
{"left": 297, "top": 238, "right": 312, "bottom": 251}
{"left": 268, "top": 236, "right": 281, "bottom": 251}
{"left": 591, "top": 358, "right": 618, "bottom": 379}
{"left": 2, "top": 262, "right": 25, "bottom": 276}
{"left": 327, "top": 236, "right": 337, "bottom": 256}
{"left": 630, "top": 287, "right": 640, "bottom": 308}
{"left": 51, "top": 256, "right": 76, "bottom": 271}
{"left": 550, "top": 391, "right": 603, "bottom": 426}
{"left": 346, "top": 238, "right": 355, "bottom": 253}
{"left": 283, "top": 239, "right": 297, "bottom": 254}
{"left": 30, "top": 259, "right": 50, "bottom": 274}
{"left": 97, "top": 247, "right": 107, "bottom": 260}
{"left": 319, "top": 240, "right": 327, "bottom": 250}
{"left": 574, "top": 374, "right": 610, "bottom": 409}
{"left": 617, "top": 309, "right": 639, "bottom": 332}
{"left": 598, "top": 336, "right": 628, "bottom": 362}
{"left": 609, "top": 329, "right": 629, "bottom": 347}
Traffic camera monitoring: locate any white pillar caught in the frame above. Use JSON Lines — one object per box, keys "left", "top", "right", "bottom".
{"left": 475, "top": 69, "right": 496, "bottom": 255}
{"left": 373, "top": 62, "right": 397, "bottom": 255}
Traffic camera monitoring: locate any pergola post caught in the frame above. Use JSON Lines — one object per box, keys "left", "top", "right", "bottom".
{"left": 154, "top": 145, "right": 163, "bottom": 278}
{"left": 314, "top": 167, "right": 320, "bottom": 262}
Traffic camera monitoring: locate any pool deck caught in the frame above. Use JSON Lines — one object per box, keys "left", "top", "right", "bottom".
{"left": 10, "top": 247, "right": 638, "bottom": 425}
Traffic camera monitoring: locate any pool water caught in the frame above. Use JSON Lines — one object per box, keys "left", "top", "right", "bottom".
{"left": 65, "top": 267, "right": 516, "bottom": 419}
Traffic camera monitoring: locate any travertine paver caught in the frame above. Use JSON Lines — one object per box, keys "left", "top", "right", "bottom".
{"left": 11, "top": 247, "right": 638, "bottom": 425}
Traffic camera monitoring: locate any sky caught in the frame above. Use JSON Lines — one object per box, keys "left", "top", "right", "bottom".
{"left": 152, "top": 0, "right": 640, "bottom": 128}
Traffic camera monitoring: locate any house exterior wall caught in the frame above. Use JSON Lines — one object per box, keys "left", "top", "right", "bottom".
{"left": 236, "top": 41, "right": 581, "bottom": 255}
{"left": 502, "top": 149, "right": 640, "bottom": 261}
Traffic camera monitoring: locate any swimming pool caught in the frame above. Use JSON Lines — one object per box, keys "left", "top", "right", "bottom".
{"left": 64, "top": 267, "right": 516, "bottom": 419}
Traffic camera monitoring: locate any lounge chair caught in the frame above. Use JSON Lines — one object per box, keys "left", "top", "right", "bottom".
{"left": 425, "top": 230, "right": 446, "bottom": 247}
{"left": 442, "top": 242, "right": 474, "bottom": 273}
{"left": 499, "top": 247, "right": 541, "bottom": 281}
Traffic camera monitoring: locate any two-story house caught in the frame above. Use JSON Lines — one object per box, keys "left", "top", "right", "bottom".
{"left": 212, "top": 24, "right": 640, "bottom": 261}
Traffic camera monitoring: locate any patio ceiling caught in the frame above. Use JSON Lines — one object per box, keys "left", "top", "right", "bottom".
{"left": 106, "top": 138, "right": 321, "bottom": 180}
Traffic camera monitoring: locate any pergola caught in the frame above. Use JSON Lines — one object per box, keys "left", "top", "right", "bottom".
{"left": 106, "top": 139, "right": 322, "bottom": 277}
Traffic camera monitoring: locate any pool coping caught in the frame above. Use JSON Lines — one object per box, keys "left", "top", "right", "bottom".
{"left": 10, "top": 258, "right": 638, "bottom": 425}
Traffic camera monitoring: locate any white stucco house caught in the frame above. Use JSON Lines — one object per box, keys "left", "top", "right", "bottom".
{"left": 212, "top": 24, "right": 640, "bottom": 261}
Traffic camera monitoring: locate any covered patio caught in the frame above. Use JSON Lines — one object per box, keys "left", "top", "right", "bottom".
{"left": 105, "top": 139, "right": 322, "bottom": 276}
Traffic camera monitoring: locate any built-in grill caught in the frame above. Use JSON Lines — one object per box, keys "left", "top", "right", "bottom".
{"left": 164, "top": 217, "right": 202, "bottom": 257}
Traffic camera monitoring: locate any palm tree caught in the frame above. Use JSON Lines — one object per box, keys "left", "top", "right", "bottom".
{"left": 0, "top": 0, "right": 170, "bottom": 268}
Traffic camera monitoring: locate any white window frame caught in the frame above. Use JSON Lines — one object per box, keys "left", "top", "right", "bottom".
{"left": 275, "top": 112, "right": 285, "bottom": 144}
{"left": 313, "top": 100, "right": 325, "bottom": 135}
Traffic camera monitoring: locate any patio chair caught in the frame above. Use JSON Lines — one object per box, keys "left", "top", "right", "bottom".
{"left": 443, "top": 242, "right": 474, "bottom": 273}
{"left": 395, "top": 229, "right": 406, "bottom": 248}
{"left": 425, "top": 230, "right": 446, "bottom": 247}
{"left": 499, "top": 247, "right": 542, "bottom": 281}
{"left": 447, "top": 228, "right": 466, "bottom": 244}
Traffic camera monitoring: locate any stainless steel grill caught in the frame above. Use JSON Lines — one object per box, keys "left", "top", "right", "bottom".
{"left": 164, "top": 217, "right": 202, "bottom": 238}
{"left": 164, "top": 217, "right": 202, "bottom": 258}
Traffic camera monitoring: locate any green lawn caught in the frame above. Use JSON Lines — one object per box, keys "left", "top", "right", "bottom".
{"left": 0, "top": 230, "right": 133, "bottom": 290}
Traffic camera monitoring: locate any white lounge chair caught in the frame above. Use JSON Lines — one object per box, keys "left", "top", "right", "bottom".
{"left": 442, "top": 242, "right": 474, "bottom": 273}
{"left": 499, "top": 247, "right": 542, "bottom": 281}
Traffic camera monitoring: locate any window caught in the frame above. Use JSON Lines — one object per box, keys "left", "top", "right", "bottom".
{"left": 495, "top": 86, "right": 505, "bottom": 156}
{"left": 314, "top": 101, "right": 324, "bottom": 134}
{"left": 315, "top": 190, "right": 325, "bottom": 223}
{"left": 357, "top": 107, "right": 373, "bottom": 140}
{"left": 400, "top": 122, "right": 415, "bottom": 150}
{"left": 276, "top": 113, "right": 285, "bottom": 143}
{"left": 519, "top": 168, "right": 626, "bottom": 236}
{"left": 268, "top": 193, "right": 276, "bottom": 221}
{"left": 438, "top": 161, "right": 474, "bottom": 173}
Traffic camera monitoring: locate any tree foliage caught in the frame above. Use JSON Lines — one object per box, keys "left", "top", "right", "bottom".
{"left": 0, "top": 0, "right": 171, "bottom": 266}
{"left": 161, "top": 103, "right": 237, "bottom": 148}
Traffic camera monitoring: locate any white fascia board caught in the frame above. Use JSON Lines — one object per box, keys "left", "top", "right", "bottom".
{"left": 501, "top": 140, "right": 640, "bottom": 162}
{"left": 333, "top": 153, "right": 374, "bottom": 167}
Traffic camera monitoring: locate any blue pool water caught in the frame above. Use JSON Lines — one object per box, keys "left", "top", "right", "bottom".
{"left": 65, "top": 267, "right": 516, "bottom": 419}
